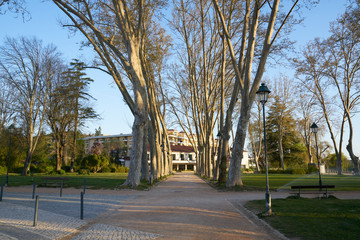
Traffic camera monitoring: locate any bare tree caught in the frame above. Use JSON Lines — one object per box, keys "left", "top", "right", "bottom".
{"left": 296, "top": 93, "right": 317, "bottom": 164}
{"left": 169, "top": 0, "right": 235, "bottom": 178}
{"left": 295, "top": 4, "right": 360, "bottom": 174}
{"left": 0, "top": 80, "right": 16, "bottom": 131}
{"left": 247, "top": 100, "right": 262, "bottom": 172}
{"left": 0, "top": 36, "right": 60, "bottom": 175}
{"left": 213, "top": 0, "right": 303, "bottom": 186}
{"left": 0, "top": 0, "right": 29, "bottom": 19}
{"left": 52, "top": 0, "right": 171, "bottom": 187}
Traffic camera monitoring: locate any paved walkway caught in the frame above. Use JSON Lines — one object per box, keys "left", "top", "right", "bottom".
{"left": 1, "top": 172, "right": 359, "bottom": 239}
{"left": 91, "top": 172, "right": 289, "bottom": 240}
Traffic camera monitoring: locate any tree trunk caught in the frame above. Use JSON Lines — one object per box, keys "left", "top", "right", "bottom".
{"left": 345, "top": 115, "right": 359, "bottom": 175}
{"left": 278, "top": 135, "right": 285, "bottom": 169}
{"left": 56, "top": 140, "right": 62, "bottom": 171}
{"left": 124, "top": 112, "right": 146, "bottom": 187}
{"left": 141, "top": 128, "right": 149, "bottom": 181}
{"left": 226, "top": 97, "right": 252, "bottom": 187}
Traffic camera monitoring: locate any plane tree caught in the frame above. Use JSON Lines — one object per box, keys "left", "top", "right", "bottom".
{"left": 295, "top": 3, "right": 360, "bottom": 174}
{"left": 212, "top": 0, "right": 306, "bottom": 186}
{"left": 52, "top": 0, "right": 171, "bottom": 186}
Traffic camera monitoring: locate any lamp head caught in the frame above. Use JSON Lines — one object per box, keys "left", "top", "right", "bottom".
{"left": 256, "top": 83, "right": 271, "bottom": 104}
{"left": 310, "top": 122, "right": 318, "bottom": 134}
{"left": 8, "top": 124, "right": 15, "bottom": 134}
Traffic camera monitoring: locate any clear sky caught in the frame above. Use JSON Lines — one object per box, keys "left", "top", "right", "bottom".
{"left": 1, "top": 0, "right": 357, "bottom": 156}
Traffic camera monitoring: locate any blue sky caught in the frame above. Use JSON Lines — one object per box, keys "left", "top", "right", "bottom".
{"left": 1, "top": 0, "right": 357, "bottom": 156}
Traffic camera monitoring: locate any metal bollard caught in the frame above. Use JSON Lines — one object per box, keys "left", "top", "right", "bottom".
{"left": 80, "top": 192, "right": 84, "bottom": 220}
{"left": 32, "top": 182, "right": 36, "bottom": 199}
{"left": 60, "top": 180, "right": 63, "bottom": 197}
{"left": 83, "top": 179, "right": 86, "bottom": 195}
{"left": 33, "top": 195, "right": 39, "bottom": 227}
{"left": 0, "top": 182, "right": 3, "bottom": 201}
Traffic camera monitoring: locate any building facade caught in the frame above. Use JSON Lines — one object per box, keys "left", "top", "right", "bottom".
{"left": 83, "top": 129, "right": 250, "bottom": 171}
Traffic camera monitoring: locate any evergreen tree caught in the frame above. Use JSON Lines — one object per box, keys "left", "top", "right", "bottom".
{"left": 266, "top": 95, "right": 306, "bottom": 169}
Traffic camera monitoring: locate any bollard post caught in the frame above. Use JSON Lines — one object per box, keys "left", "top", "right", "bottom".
{"left": 83, "top": 179, "right": 86, "bottom": 195}
{"left": 33, "top": 195, "right": 39, "bottom": 227}
{"left": 32, "top": 182, "right": 36, "bottom": 199}
{"left": 80, "top": 192, "right": 84, "bottom": 220}
{"left": 0, "top": 182, "right": 3, "bottom": 201}
{"left": 60, "top": 180, "right": 63, "bottom": 197}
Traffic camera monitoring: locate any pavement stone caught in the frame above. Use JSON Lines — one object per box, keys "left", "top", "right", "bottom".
{"left": 0, "top": 191, "right": 159, "bottom": 240}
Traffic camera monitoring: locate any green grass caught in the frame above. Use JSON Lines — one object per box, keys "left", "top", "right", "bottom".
{"left": 0, "top": 172, "right": 130, "bottom": 189}
{"left": 241, "top": 174, "right": 360, "bottom": 191}
{"left": 245, "top": 197, "right": 360, "bottom": 240}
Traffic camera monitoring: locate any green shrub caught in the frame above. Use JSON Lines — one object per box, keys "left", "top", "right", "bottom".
{"left": 307, "top": 163, "right": 318, "bottom": 173}
{"left": 101, "top": 166, "right": 112, "bottom": 173}
{"left": 49, "top": 169, "right": 66, "bottom": 175}
{"left": 107, "top": 163, "right": 128, "bottom": 173}
{"left": 81, "top": 154, "right": 109, "bottom": 173}
{"left": 0, "top": 165, "right": 7, "bottom": 174}
{"left": 37, "top": 165, "right": 55, "bottom": 174}
{"left": 291, "top": 168, "right": 306, "bottom": 174}
{"left": 78, "top": 169, "right": 90, "bottom": 175}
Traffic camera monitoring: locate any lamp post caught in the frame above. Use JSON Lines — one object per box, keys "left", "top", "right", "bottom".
{"left": 5, "top": 124, "right": 15, "bottom": 187}
{"left": 256, "top": 83, "right": 271, "bottom": 215}
{"left": 310, "top": 122, "right": 322, "bottom": 187}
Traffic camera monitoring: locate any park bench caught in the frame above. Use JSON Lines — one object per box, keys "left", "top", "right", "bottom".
{"left": 291, "top": 185, "right": 335, "bottom": 198}
{"left": 40, "top": 177, "right": 69, "bottom": 188}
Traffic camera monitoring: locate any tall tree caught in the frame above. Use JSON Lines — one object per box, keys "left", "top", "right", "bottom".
{"left": 0, "top": 36, "right": 61, "bottom": 175}
{"left": 46, "top": 60, "right": 97, "bottom": 171}
{"left": 266, "top": 91, "right": 306, "bottom": 169}
{"left": 267, "top": 77, "right": 297, "bottom": 169}
{"left": 52, "top": 0, "right": 171, "bottom": 187}
{"left": 169, "top": 0, "right": 229, "bottom": 178}
{"left": 295, "top": 3, "right": 360, "bottom": 174}
{"left": 247, "top": 100, "right": 263, "bottom": 172}
{"left": 62, "top": 60, "right": 98, "bottom": 172}
{"left": 213, "top": 0, "right": 303, "bottom": 186}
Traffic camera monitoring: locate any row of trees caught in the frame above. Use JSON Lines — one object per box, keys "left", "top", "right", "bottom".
{"left": 48, "top": 0, "right": 314, "bottom": 187}
{"left": 0, "top": 37, "right": 97, "bottom": 175}
{"left": 1, "top": 0, "right": 359, "bottom": 188}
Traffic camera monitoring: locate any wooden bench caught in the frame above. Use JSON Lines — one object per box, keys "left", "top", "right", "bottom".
{"left": 291, "top": 185, "right": 335, "bottom": 198}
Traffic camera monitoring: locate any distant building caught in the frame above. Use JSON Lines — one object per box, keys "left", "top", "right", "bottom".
{"left": 83, "top": 130, "right": 250, "bottom": 171}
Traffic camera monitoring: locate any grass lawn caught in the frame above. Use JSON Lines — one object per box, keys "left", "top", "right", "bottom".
{"left": 1, "top": 172, "right": 130, "bottom": 189}
{"left": 241, "top": 174, "right": 360, "bottom": 191}
{"left": 245, "top": 197, "right": 360, "bottom": 240}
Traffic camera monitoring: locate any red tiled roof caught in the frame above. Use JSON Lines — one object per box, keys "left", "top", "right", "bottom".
{"left": 170, "top": 145, "right": 194, "bottom": 153}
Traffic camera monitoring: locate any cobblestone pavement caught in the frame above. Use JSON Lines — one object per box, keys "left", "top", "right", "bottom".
{"left": 0, "top": 191, "right": 160, "bottom": 239}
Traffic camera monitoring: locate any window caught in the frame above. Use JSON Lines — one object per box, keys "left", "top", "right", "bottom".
{"left": 189, "top": 154, "right": 193, "bottom": 161}
{"left": 180, "top": 154, "right": 184, "bottom": 160}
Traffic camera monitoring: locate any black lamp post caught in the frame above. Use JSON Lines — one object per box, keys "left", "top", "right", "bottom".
{"left": 256, "top": 83, "right": 271, "bottom": 215}
{"left": 310, "top": 122, "right": 322, "bottom": 187}
{"left": 5, "top": 124, "right": 15, "bottom": 187}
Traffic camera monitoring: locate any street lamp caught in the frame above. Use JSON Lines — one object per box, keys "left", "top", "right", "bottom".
{"left": 310, "top": 122, "right": 322, "bottom": 188}
{"left": 256, "top": 83, "right": 271, "bottom": 215}
{"left": 5, "top": 124, "right": 15, "bottom": 187}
